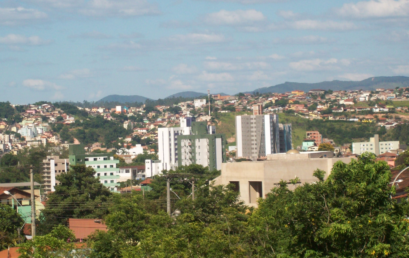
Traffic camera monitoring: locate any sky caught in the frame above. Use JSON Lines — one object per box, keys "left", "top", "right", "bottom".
{"left": 1, "top": 0, "right": 409, "bottom": 104}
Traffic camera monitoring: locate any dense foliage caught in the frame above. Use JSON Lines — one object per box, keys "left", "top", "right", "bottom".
{"left": 0, "top": 204, "right": 24, "bottom": 251}
{"left": 383, "top": 123, "right": 409, "bottom": 146}
{"left": 53, "top": 102, "right": 88, "bottom": 118}
{"left": 38, "top": 165, "right": 112, "bottom": 234}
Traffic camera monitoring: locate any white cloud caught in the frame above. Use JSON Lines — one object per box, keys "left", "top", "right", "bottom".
{"left": 247, "top": 71, "right": 271, "bottom": 81}
{"left": 392, "top": 65, "right": 409, "bottom": 74}
{"left": 198, "top": 71, "right": 234, "bottom": 81}
{"left": 0, "top": 7, "right": 47, "bottom": 25}
{"left": 26, "top": 0, "right": 84, "bottom": 9}
{"left": 274, "top": 35, "right": 334, "bottom": 44}
{"left": 289, "top": 58, "right": 350, "bottom": 71}
{"left": 105, "top": 41, "right": 142, "bottom": 51}
{"left": 168, "top": 33, "right": 227, "bottom": 44}
{"left": 289, "top": 20, "right": 357, "bottom": 30}
{"left": 167, "top": 80, "right": 193, "bottom": 90}
{"left": 206, "top": 56, "right": 217, "bottom": 60}
{"left": 336, "top": 0, "right": 409, "bottom": 18}
{"left": 204, "top": 61, "right": 269, "bottom": 71}
{"left": 268, "top": 54, "right": 285, "bottom": 60}
{"left": 80, "top": 0, "right": 160, "bottom": 17}
{"left": 23, "top": 79, "right": 64, "bottom": 90}
{"left": 0, "top": 34, "right": 51, "bottom": 45}
{"left": 71, "top": 31, "right": 111, "bottom": 39}
{"left": 204, "top": 9, "right": 266, "bottom": 25}
{"left": 59, "top": 69, "right": 91, "bottom": 79}
{"left": 172, "top": 64, "right": 197, "bottom": 74}
{"left": 278, "top": 10, "right": 298, "bottom": 19}
{"left": 339, "top": 73, "right": 373, "bottom": 81}
{"left": 202, "top": 0, "right": 286, "bottom": 3}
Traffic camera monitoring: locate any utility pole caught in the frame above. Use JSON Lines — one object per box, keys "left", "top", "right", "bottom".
{"left": 30, "top": 165, "right": 36, "bottom": 238}
{"left": 191, "top": 178, "right": 195, "bottom": 201}
{"left": 166, "top": 177, "right": 171, "bottom": 215}
{"left": 208, "top": 89, "right": 211, "bottom": 116}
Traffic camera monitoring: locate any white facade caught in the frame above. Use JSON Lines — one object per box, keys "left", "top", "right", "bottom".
{"left": 352, "top": 134, "right": 399, "bottom": 155}
{"left": 116, "top": 106, "right": 122, "bottom": 113}
{"left": 145, "top": 160, "right": 165, "bottom": 178}
{"left": 158, "top": 127, "right": 185, "bottom": 171}
{"left": 194, "top": 99, "right": 207, "bottom": 108}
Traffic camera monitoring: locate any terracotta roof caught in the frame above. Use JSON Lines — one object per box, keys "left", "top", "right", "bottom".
{"left": 23, "top": 224, "right": 31, "bottom": 236}
{"left": 378, "top": 152, "right": 398, "bottom": 158}
{"left": 140, "top": 178, "right": 152, "bottom": 185}
{"left": 68, "top": 218, "right": 107, "bottom": 240}
{"left": 0, "top": 247, "right": 19, "bottom": 258}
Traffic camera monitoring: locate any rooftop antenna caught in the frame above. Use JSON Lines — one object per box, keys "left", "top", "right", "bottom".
{"left": 208, "top": 89, "right": 211, "bottom": 116}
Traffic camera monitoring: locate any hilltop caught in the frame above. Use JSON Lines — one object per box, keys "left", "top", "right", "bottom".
{"left": 252, "top": 76, "right": 409, "bottom": 94}
{"left": 97, "top": 95, "right": 151, "bottom": 104}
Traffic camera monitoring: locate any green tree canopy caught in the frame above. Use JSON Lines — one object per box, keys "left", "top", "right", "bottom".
{"left": 318, "top": 142, "right": 335, "bottom": 151}
{"left": 38, "top": 165, "right": 112, "bottom": 234}
{"left": 0, "top": 204, "right": 24, "bottom": 250}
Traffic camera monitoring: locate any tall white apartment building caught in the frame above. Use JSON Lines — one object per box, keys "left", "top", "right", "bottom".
{"left": 236, "top": 114, "right": 285, "bottom": 159}
{"left": 146, "top": 117, "right": 195, "bottom": 176}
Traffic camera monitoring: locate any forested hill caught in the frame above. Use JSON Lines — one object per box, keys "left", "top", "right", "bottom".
{"left": 98, "top": 95, "right": 151, "bottom": 104}
{"left": 166, "top": 91, "right": 207, "bottom": 99}
{"left": 252, "top": 76, "right": 409, "bottom": 94}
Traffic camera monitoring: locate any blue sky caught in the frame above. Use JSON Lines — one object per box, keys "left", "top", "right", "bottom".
{"left": 1, "top": 0, "right": 409, "bottom": 104}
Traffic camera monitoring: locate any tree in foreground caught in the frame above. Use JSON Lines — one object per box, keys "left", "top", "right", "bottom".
{"left": 38, "top": 165, "right": 112, "bottom": 234}
{"left": 249, "top": 153, "right": 409, "bottom": 257}
{"left": 0, "top": 204, "right": 24, "bottom": 251}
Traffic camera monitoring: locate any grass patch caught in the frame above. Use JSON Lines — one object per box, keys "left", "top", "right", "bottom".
{"left": 215, "top": 111, "right": 250, "bottom": 140}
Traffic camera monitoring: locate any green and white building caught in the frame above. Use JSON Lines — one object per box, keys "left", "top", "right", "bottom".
{"left": 69, "top": 145, "right": 120, "bottom": 192}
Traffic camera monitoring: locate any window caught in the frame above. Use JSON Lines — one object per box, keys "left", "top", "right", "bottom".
{"left": 104, "top": 165, "right": 107, "bottom": 168}
{"left": 85, "top": 158, "right": 89, "bottom": 161}
{"left": 97, "top": 173, "right": 100, "bottom": 176}
{"left": 229, "top": 181, "right": 240, "bottom": 192}
{"left": 97, "top": 166, "right": 100, "bottom": 168}
{"left": 126, "top": 170, "right": 130, "bottom": 173}
{"left": 110, "top": 173, "right": 113, "bottom": 176}
{"left": 249, "top": 181, "right": 262, "bottom": 203}
{"left": 110, "top": 165, "right": 113, "bottom": 168}
{"left": 104, "top": 180, "right": 107, "bottom": 183}
{"left": 111, "top": 188, "right": 114, "bottom": 191}
{"left": 94, "top": 158, "right": 97, "bottom": 161}
{"left": 110, "top": 180, "right": 114, "bottom": 183}
{"left": 104, "top": 173, "right": 107, "bottom": 176}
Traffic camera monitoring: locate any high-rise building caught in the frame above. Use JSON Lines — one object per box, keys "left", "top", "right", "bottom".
{"left": 145, "top": 117, "right": 225, "bottom": 176}
{"left": 252, "top": 104, "right": 263, "bottom": 115}
{"left": 42, "top": 156, "right": 69, "bottom": 193}
{"left": 69, "top": 144, "right": 120, "bottom": 192}
{"left": 279, "top": 124, "right": 293, "bottom": 153}
{"left": 236, "top": 114, "right": 281, "bottom": 159}
{"left": 178, "top": 122, "right": 225, "bottom": 171}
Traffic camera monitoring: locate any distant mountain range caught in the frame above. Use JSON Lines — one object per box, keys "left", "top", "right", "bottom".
{"left": 251, "top": 76, "right": 409, "bottom": 94}
{"left": 166, "top": 91, "right": 207, "bottom": 99}
{"left": 97, "top": 95, "right": 151, "bottom": 104}
{"left": 97, "top": 76, "right": 409, "bottom": 104}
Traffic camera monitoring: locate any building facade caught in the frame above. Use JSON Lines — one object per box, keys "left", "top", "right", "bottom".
{"left": 178, "top": 122, "right": 225, "bottom": 171}
{"left": 235, "top": 114, "right": 282, "bottom": 159}
{"left": 279, "top": 124, "right": 293, "bottom": 152}
{"left": 146, "top": 117, "right": 225, "bottom": 176}
{"left": 214, "top": 150, "right": 353, "bottom": 207}
{"left": 69, "top": 145, "right": 120, "bottom": 192}
{"left": 42, "top": 156, "right": 69, "bottom": 193}
{"left": 306, "top": 131, "right": 322, "bottom": 146}
{"left": 352, "top": 134, "right": 400, "bottom": 155}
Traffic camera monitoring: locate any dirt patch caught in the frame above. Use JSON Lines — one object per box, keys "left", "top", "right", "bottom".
{"left": 227, "top": 137, "right": 235, "bottom": 143}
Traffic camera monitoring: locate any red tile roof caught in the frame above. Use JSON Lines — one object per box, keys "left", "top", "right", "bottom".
{"left": 68, "top": 218, "right": 107, "bottom": 240}
{"left": 0, "top": 247, "right": 19, "bottom": 258}
{"left": 140, "top": 178, "right": 152, "bottom": 185}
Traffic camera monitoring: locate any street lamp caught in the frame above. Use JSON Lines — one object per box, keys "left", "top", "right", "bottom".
{"left": 3, "top": 190, "right": 25, "bottom": 243}
{"left": 391, "top": 166, "right": 409, "bottom": 188}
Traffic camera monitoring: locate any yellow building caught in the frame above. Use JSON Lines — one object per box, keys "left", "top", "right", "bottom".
{"left": 291, "top": 90, "right": 305, "bottom": 96}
